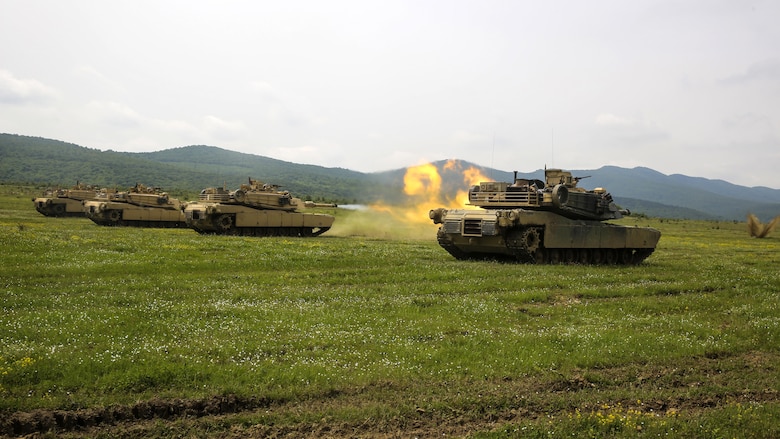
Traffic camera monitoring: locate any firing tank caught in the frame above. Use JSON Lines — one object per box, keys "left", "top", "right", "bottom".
{"left": 83, "top": 184, "right": 187, "bottom": 227}
{"left": 184, "top": 178, "right": 336, "bottom": 237}
{"left": 32, "top": 183, "right": 99, "bottom": 217}
{"left": 429, "top": 168, "right": 660, "bottom": 265}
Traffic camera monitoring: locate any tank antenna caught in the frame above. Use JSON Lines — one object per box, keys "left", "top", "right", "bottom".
{"left": 551, "top": 128, "right": 555, "bottom": 167}
{"left": 490, "top": 132, "right": 496, "bottom": 180}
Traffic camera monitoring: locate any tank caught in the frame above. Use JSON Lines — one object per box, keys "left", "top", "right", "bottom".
{"left": 429, "top": 168, "right": 661, "bottom": 265}
{"left": 184, "top": 178, "right": 336, "bottom": 237}
{"left": 83, "top": 184, "right": 187, "bottom": 227}
{"left": 32, "top": 183, "right": 99, "bottom": 217}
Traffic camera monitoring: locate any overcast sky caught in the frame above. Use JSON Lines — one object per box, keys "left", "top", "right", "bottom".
{"left": 2, "top": 0, "right": 779, "bottom": 188}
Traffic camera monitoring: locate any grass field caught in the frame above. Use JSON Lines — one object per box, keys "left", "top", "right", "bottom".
{"left": 1, "top": 184, "right": 779, "bottom": 438}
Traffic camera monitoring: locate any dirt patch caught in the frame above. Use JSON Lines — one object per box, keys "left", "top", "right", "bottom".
{"left": 1, "top": 395, "right": 273, "bottom": 437}
{"left": 2, "top": 351, "right": 778, "bottom": 438}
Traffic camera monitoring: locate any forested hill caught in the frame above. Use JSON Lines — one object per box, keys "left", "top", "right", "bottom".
{"left": 0, "top": 135, "right": 217, "bottom": 192}
{"left": 2, "top": 133, "right": 780, "bottom": 220}
{"left": 0, "top": 134, "right": 385, "bottom": 203}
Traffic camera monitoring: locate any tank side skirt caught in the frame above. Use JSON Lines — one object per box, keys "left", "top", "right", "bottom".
{"left": 436, "top": 212, "right": 658, "bottom": 264}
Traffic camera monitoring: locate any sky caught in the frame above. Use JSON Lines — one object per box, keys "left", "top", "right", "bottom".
{"left": 1, "top": 0, "right": 779, "bottom": 188}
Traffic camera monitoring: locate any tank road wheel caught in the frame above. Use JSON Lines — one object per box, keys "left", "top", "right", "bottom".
{"left": 604, "top": 249, "right": 617, "bottom": 265}
{"left": 108, "top": 210, "right": 121, "bottom": 223}
{"left": 577, "top": 249, "right": 589, "bottom": 264}
{"left": 215, "top": 214, "right": 236, "bottom": 234}
{"left": 618, "top": 249, "right": 634, "bottom": 265}
{"left": 590, "top": 249, "right": 604, "bottom": 265}
{"left": 547, "top": 249, "right": 561, "bottom": 264}
{"left": 533, "top": 249, "right": 547, "bottom": 264}
{"left": 53, "top": 204, "right": 66, "bottom": 216}
{"left": 563, "top": 249, "right": 576, "bottom": 264}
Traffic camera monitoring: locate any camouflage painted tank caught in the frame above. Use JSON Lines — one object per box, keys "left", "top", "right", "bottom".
{"left": 32, "top": 182, "right": 99, "bottom": 217}
{"left": 184, "top": 178, "right": 336, "bottom": 237}
{"left": 429, "top": 168, "right": 660, "bottom": 265}
{"left": 83, "top": 184, "right": 186, "bottom": 227}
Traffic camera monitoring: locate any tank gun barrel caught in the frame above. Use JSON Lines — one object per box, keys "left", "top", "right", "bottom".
{"left": 304, "top": 201, "right": 338, "bottom": 208}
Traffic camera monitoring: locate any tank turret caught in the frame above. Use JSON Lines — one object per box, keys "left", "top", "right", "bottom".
{"left": 467, "top": 169, "right": 628, "bottom": 221}
{"left": 430, "top": 167, "right": 660, "bottom": 265}
{"left": 184, "top": 178, "right": 336, "bottom": 237}
{"left": 122, "top": 184, "right": 184, "bottom": 210}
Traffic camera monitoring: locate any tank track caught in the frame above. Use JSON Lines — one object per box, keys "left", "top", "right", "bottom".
{"left": 38, "top": 210, "right": 85, "bottom": 218}
{"left": 506, "top": 227, "right": 654, "bottom": 265}
{"left": 90, "top": 218, "right": 187, "bottom": 228}
{"left": 198, "top": 226, "right": 330, "bottom": 237}
{"left": 436, "top": 228, "right": 471, "bottom": 260}
{"left": 505, "top": 228, "right": 541, "bottom": 263}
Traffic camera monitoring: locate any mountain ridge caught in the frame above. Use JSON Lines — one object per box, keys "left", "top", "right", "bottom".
{"left": 2, "top": 133, "right": 779, "bottom": 221}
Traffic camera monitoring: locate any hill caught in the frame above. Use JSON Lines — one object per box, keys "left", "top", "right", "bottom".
{"left": 0, "top": 134, "right": 384, "bottom": 203}
{"left": 567, "top": 165, "right": 780, "bottom": 221}
{"left": 2, "top": 133, "right": 779, "bottom": 220}
{"left": 135, "top": 145, "right": 390, "bottom": 203}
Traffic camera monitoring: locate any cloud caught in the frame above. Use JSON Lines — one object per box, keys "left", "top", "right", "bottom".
{"left": 594, "top": 113, "right": 669, "bottom": 144}
{"left": 721, "top": 58, "right": 780, "bottom": 85}
{"left": 203, "top": 115, "right": 246, "bottom": 140}
{"left": 86, "top": 100, "right": 143, "bottom": 128}
{"left": 0, "top": 69, "right": 59, "bottom": 104}
{"left": 450, "top": 129, "right": 492, "bottom": 146}
{"left": 249, "top": 81, "right": 277, "bottom": 97}
{"left": 74, "top": 65, "right": 126, "bottom": 93}
{"left": 721, "top": 112, "right": 773, "bottom": 131}
{"left": 249, "top": 80, "right": 320, "bottom": 129}
{"left": 595, "top": 113, "right": 633, "bottom": 126}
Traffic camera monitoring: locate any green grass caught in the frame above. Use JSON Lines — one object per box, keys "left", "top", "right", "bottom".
{"left": 1, "top": 184, "right": 779, "bottom": 437}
